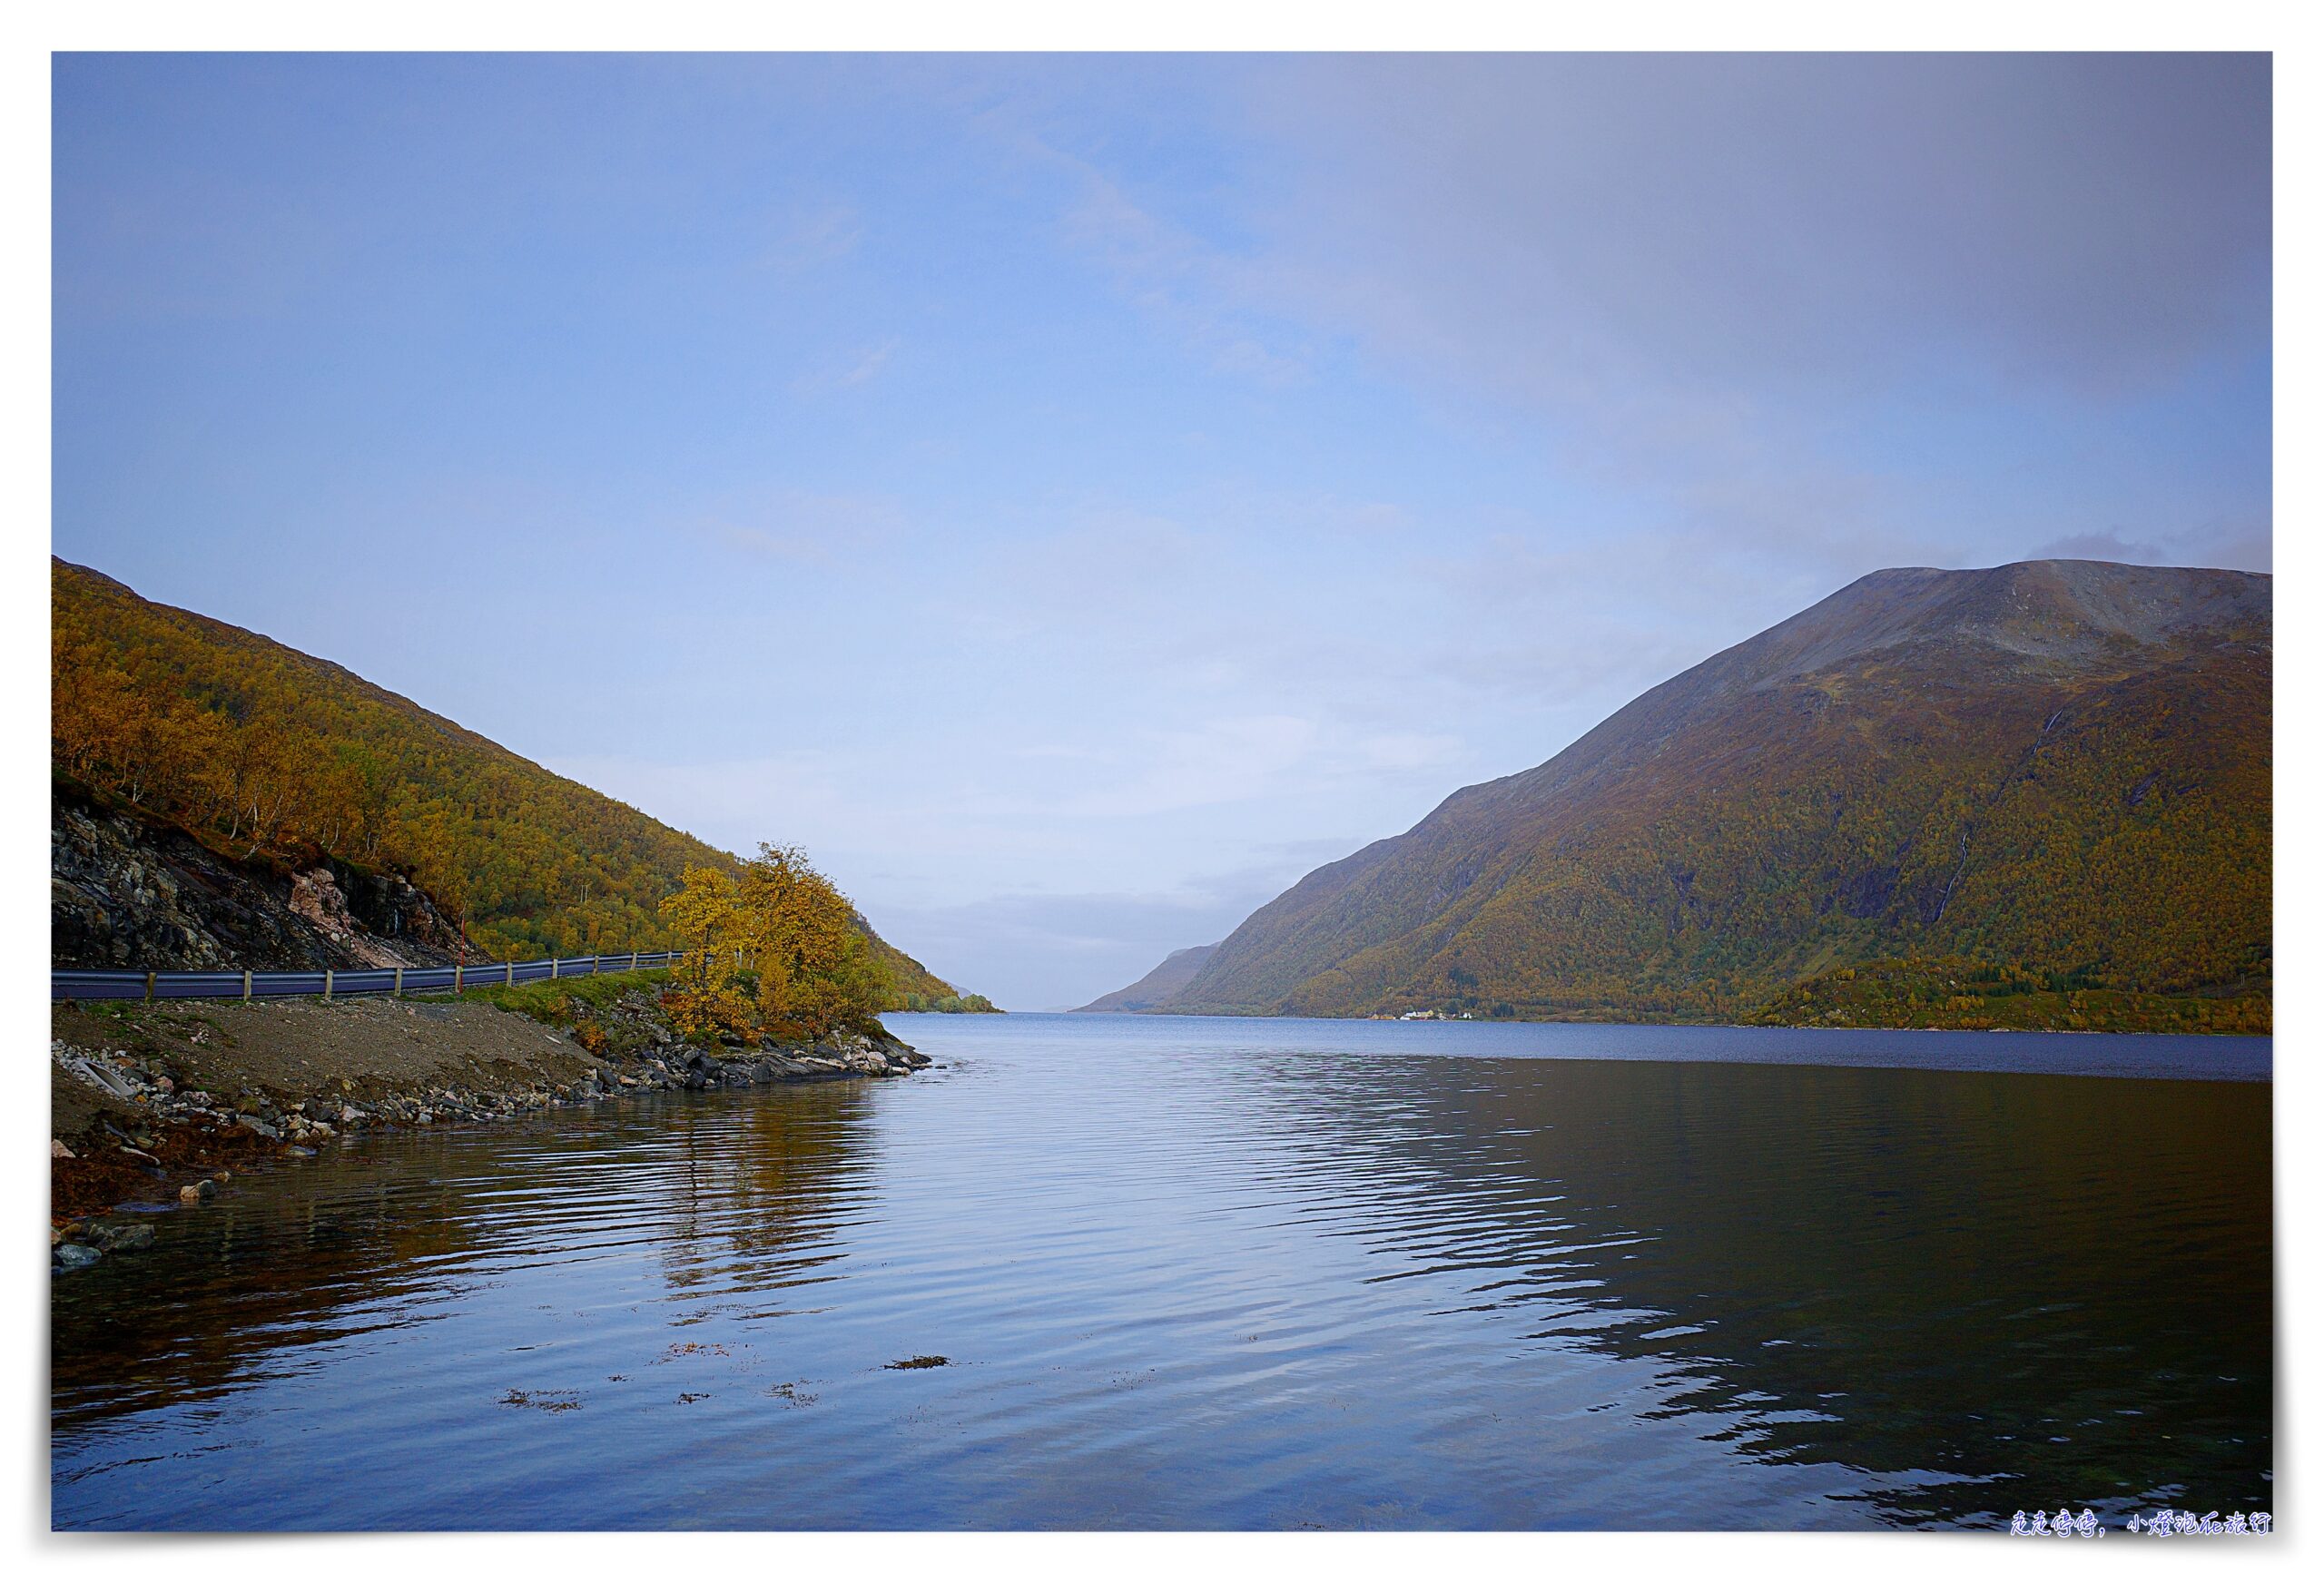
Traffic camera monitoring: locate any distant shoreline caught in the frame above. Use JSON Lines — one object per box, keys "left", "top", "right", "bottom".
{"left": 1053, "top": 1006, "right": 2271, "bottom": 1040}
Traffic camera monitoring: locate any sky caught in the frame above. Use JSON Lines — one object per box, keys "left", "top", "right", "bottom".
{"left": 51, "top": 53, "right": 2272, "bottom": 1009}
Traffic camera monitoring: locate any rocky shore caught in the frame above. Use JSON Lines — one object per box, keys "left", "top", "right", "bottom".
{"left": 51, "top": 980, "right": 929, "bottom": 1275}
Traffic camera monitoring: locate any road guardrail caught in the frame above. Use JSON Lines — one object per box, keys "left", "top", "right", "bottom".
{"left": 52, "top": 950, "right": 691, "bottom": 1003}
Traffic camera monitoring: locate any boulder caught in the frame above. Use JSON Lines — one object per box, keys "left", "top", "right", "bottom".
{"left": 85, "top": 1220, "right": 156, "bottom": 1252}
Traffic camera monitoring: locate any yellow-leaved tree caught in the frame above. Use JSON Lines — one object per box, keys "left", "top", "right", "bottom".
{"left": 656, "top": 863, "right": 756, "bottom": 1040}
{"left": 656, "top": 845, "right": 892, "bottom": 1044}
{"left": 738, "top": 843, "right": 892, "bottom": 1039}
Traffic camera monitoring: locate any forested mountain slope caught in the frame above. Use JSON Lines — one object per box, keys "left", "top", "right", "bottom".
{"left": 50, "top": 558, "right": 958, "bottom": 1000}
{"left": 1157, "top": 560, "right": 2270, "bottom": 1029}
{"left": 1073, "top": 943, "right": 1217, "bottom": 1013}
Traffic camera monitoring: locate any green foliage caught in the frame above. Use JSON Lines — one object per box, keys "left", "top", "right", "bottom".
{"left": 449, "top": 966, "right": 671, "bottom": 1021}
{"left": 1755, "top": 957, "right": 2270, "bottom": 1035}
{"left": 449, "top": 967, "right": 674, "bottom": 1055}
{"left": 900, "top": 990, "right": 1000, "bottom": 1014}
{"left": 50, "top": 558, "right": 962, "bottom": 1008}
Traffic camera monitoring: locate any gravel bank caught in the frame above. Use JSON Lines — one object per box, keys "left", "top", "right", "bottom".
{"left": 50, "top": 986, "right": 928, "bottom": 1273}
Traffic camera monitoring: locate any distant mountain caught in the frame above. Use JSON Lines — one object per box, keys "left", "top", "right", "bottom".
{"left": 1075, "top": 943, "right": 1218, "bottom": 1013}
{"left": 50, "top": 557, "right": 960, "bottom": 1004}
{"left": 1151, "top": 560, "right": 2270, "bottom": 1032}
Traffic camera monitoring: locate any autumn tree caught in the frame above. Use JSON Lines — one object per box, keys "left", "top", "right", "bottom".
{"left": 656, "top": 863, "right": 755, "bottom": 1039}
{"left": 736, "top": 843, "right": 892, "bottom": 1038}
{"left": 655, "top": 845, "right": 891, "bottom": 1043}
{"left": 51, "top": 633, "right": 135, "bottom": 782}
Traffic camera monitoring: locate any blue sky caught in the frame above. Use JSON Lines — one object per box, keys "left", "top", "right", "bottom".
{"left": 53, "top": 54, "right": 2271, "bottom": 1008}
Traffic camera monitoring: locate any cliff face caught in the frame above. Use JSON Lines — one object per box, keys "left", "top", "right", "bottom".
{"left": 1157, "top": 560, "right": 2270, "bottom": 1024}
{"left": 52, "top": 786, "right": 478, "bottom": 972}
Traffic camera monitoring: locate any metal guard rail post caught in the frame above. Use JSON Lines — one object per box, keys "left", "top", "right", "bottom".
{"left": 53, "top": 950, "right": 689, "bottom": 1003}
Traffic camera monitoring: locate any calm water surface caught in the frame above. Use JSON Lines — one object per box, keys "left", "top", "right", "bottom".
{"left": 51, "top": 1014, "right": 2271, "bottom": 1530}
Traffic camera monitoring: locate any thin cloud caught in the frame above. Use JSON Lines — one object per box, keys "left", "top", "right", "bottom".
{"left": 837, "top": 335, "right": 901, "bottom": 386}
{"left": 2035, "top": 531, "right": 2170, "bottom": 565}
{"left": 1026, "top": 126, "right": 1316, "bottom": 388}
{"left": 793, "top": 334, "right": 902, "bottom": 393}
{"left": 753, "top": 199, "right": 863, "bottom": 271}
{"left": 692, "top": 489, "right": 907, "bottom": 566}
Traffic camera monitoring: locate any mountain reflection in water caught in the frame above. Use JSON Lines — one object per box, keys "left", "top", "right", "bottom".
{"left": 53, "top": 1014, "right": 2270, "bottom": 1530}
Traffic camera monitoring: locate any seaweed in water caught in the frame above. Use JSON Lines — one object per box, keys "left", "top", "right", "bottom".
{"left": 499, "top": 1390, "right": 582, "bottom": 1412}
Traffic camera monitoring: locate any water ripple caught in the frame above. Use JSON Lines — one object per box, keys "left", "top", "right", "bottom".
{"left": 53, "top": 1014, "right": 2270, "bottom": 1530}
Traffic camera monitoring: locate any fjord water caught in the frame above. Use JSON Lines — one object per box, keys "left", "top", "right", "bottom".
{"left": 52, "top": 1015, "right": 2270, "bottom": 1530}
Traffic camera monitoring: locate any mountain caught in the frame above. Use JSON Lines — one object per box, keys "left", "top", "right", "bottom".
{"left": 1149, "top": 560, "right": 2270, "bottom": 1031}
{"left": 50, "top": 557, "right": 960, "bottom": 1002}
{"left": 1075, "top": 943, "right": 1218, "bottom": 1013}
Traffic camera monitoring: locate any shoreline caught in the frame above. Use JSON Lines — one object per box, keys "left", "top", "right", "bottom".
{"left": 1079, "top": 1007, "right": 2271, "bottom": 1038}
{"left": 51, "top": 977, "right": 928, "bottom": 1273}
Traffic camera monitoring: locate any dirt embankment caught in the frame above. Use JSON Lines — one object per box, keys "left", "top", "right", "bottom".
{"left": 51, "top": 982, "right": 928, "bottom": 1268}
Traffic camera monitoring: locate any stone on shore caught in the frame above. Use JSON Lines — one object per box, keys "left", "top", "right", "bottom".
{"left": 85, "top": 1219, "right": 156, "bottom": 1252}
{"left": 52, "top": 991, "right": 933, "bottom": 1238}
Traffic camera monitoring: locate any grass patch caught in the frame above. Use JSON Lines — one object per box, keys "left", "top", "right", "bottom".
{"left": 422, "top": 967, "right": 673, "bottom": 1055}
{"left": 445, "top": 965, "right": 668, "bottom": 1015}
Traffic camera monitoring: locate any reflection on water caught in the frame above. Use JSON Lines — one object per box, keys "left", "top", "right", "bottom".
{"left": 52, "top": 1015, "right": 2270, "bottom": 1530}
